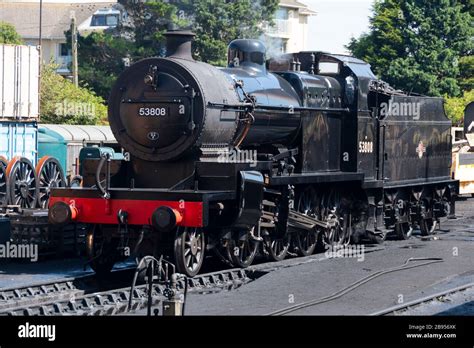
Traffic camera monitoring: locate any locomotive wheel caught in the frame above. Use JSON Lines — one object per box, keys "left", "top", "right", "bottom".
{"left": 36, "top": 156, "right": 66, "bottom": 209}
{"left": 6, "top": 157, "right": 39, "bottom": 208}
{"left": 87, "top": 225, "right": 119, "bottom": 276}
{"left": 320, "top": 189, "right": 351, "bottom": 247}
{"left": 174, "top": 227, "right": 205, "bottom": 277}
{"left": 0, "top": 156, "right": 8, "bottom": 169}
{"left": 294, "top": 188, "right": 318, "bottom": 256}
{"left": 0, "top": 164, "right": 8, "bottom": 205}
{"left": 228, "top": 228, "right": 259, "bottom": 268}
{"left": 264, "top": 232, "right": 290, "bottom": 262}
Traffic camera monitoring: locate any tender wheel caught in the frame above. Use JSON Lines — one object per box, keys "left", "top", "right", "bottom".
{"left": 229, "top": 228, "right": 259, "bottom": 268}
{"left": 420, "top": 218, "right": 436, "bottom": 236}
{"left": 0, "top": 164, "right": 8, "bottom": 205}
{"left": 395, "top": 222, "right": 413, "bottom": 240}
{"left": 6, "top": 157, "right": 39, "bottom": 208}
{"left": 174, "top": 227, "right": 205, "bottom": 277}
{"left": 294, "top": 188, "right": 318, "bottom": 256}
{"left": 87, "top": 225, "right": 119, "bottom": 276}
{"left": 394, "top": 199, "right": 413, "bottom": 240}
{"left": 420, "top": 200, "right": 436, "bottom": 236}
{"left": 36, "top": 156, "right": 66, "bottom": 209}
{"left": 264, "top": 231, "right": 290, "bottom": 262}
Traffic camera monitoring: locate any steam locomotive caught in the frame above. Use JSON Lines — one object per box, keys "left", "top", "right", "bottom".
{"left": 48, "top": 31, "right": 458, "bottom": 277}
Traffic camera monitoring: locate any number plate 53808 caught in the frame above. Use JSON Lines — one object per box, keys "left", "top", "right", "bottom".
{"left": 138, "top": 107, "right": 168, "bottom": 117}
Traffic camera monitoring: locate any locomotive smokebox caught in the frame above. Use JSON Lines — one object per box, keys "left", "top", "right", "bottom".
{"left": 164, "top": 30, "right": 195, "bottom": 60}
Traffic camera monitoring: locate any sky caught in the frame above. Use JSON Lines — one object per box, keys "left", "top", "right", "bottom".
{"left": 301, "top": 0, "right": 374, "bottom": 54}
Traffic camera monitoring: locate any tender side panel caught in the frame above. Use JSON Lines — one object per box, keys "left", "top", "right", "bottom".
{"left": 381, "top": 96, "right": 452, "bottom": 185}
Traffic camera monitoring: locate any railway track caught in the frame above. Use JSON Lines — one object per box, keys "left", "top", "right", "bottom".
{"left": 370, "top": 282, "right": 474, "bottom": 316}
{"left": 0, "top": 241, "right": 385, "bottom": 316}
{"left": 0, "top": 267, "right": 257, "bottom": 315}
{"left": 0, "top": 230, "right": 457, "bottom": 316}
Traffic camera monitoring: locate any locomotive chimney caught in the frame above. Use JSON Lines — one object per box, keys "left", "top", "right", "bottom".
{"left": 164, "top": 30, "right": 195, "bottom": 61}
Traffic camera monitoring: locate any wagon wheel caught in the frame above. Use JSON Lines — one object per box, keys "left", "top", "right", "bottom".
{"left": 293, "top": 188, "right": 318, "bottom": 256}
{"left": 420, "top": 199, "right": 436, "bottom": 236}
{"left": 0, "top": 156, "right": 8, "bottom": 169}
{"left": 0, "top": 164, "right": 8, "bottom": 205}
{"left": 6, "top": 157, "right": 39, "bottom": 208}
{"left": 174, "top": 227, "right": 205, "bottom": 277}
{"left": 228, "top": 227, "right": 259, "bottom": 268}
{"left": 36, "top": 156, "right": 66, "bottom": 209}
{"left": 320, "top": 188, "right": 351, "bottom": 247}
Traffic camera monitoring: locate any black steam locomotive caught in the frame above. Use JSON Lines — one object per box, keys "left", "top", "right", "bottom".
{"left": 48, "top": 31, "right": 458, "bottom": 277}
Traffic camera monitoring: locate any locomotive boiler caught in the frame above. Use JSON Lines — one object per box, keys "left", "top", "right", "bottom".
{"left": 48, "top": 30, "right": 458, "bottom": 277}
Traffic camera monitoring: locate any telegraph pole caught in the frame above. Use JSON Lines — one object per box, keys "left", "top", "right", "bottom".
{"left": 70, "top": 13, "right": 78, "bottom": 87}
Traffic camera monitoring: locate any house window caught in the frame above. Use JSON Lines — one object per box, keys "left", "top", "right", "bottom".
{"left": 275, "top": 8, "right": 289, "bottom": 20}
{"left": 59, "top": 43, "right": 71, "bottom": 57}
{"left": 91, "top": 14, "right": 119, "bottom": 27}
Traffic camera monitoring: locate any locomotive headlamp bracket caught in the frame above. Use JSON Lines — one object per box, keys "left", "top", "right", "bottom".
{"left": 144, "top": 65, "right": 159, "bottom": 90}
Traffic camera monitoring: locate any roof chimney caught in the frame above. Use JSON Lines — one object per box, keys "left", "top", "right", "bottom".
{"left": 164, "top": 30, "right": 195, "bottom": 60}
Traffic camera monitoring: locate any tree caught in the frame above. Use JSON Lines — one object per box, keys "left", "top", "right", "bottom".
{"left": 444, "top": 90, "right": 474, "bottom": 126}
{"left": 75, "top": 31, "right": 131, "bottom": 100}
{"left": 185, "top": 0, "right": 279, "bottom": 65}
{"left": 40, "top": 64, "right": 107, "bottom": 125}
{"left": 0, "top": 21, "right": 23, "bottom": 44}
{"left": 76, "top": 0, "right": 279, "bottom": 99}
{"left": 347, "top": 0, "right": 473, "bottom": 97}
{"left": 74, "top": 1, "right": 181, "bottom": 100}
{"left": 458, "top": 55, "right": 474, "bottom": 91}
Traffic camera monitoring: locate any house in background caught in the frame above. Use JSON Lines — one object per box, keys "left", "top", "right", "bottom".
{"left": 264, "top": 0, "right": 316, "bottom": 54}
{"left": 0, "top": 0, "right": 315, "bottom": 74}
{"left": 0, "top": 0, "right": 119, "bottom": 76}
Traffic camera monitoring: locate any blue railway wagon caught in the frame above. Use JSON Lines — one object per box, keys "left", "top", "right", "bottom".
{"left": 38, "top": 124, "right": 117, "bottom": 178}
{"left": 0, "top": 122, "right": 37, "bottom": 166}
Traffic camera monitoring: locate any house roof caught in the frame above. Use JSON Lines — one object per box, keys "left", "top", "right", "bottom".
{"left": 0, "top": 2, "right": 116, "bottom": 40}
{"left": 280, "top": 0, "right": 317, "bottom": 15}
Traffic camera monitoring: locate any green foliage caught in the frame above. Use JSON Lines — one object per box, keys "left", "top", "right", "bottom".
{"left": 76, "top": 31, "right": 131, "bottom": 100}
{"left": 67, "top": 1, "right": 179, "bottom": 100}
{"left": 347, "top": 0, "right": 473, "bottom": 97}
{"left": 458, "top": 55, "right": 474, "bottom": 91}
{"left": 444, "top": 90, "right": 474, "bottom": 125}
{"left": 40, "top": 64, "right": 107, "bottom": 125}
{"left": 186, "top": 0, "right": 279, "bottom": 66}
{"left": 77, "top": 0, "right": 279, "bottom": 98}
{"left": 0, "top": 21, "right": 23, "bottom": 44}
